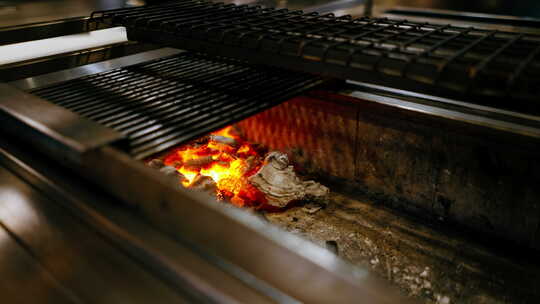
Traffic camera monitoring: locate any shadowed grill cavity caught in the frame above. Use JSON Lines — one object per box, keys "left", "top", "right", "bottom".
{"left": 89, "top": 0, "right": 540, "bottom": 114}
{"left": 30, "top": 52, "right": 323, "bottom": 159}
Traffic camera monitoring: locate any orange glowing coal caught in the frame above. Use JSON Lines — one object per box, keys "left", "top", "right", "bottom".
{"left": 161, "top": 126, "right": 268, "bottom": 207}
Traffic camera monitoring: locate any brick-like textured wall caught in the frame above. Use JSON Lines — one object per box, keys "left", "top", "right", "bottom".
{"left": 237, "top": 96, "right": 358, "bottom": 180}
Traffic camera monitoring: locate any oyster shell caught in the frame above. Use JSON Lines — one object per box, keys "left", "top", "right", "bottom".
{"left": 248, "top": 152, "right": 329, "bottom": 207}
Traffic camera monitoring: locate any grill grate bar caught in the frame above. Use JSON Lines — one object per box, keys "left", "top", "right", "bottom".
{"left": 122, "top": 67, "right": 306, "bottom": 137}
{"left": 106, "top": 88, "right": 223, "bottom": 131}
{"left": 36, "top": 55, "right": 228, "bottom": 111}
{"left": 434, "top": 30, "right": 497, "bottom": 84}
{"left": 91, "top": 1, "right": 197, "bottom": 23}
{"left": 31, "top": 69, "right": 128, "bottom": 99}
{"left": 128, "top": 2, "right": 215, "bottom": 27}
{"left": 31, "top": 52, "right": 323, "bottom": 159}
{"left": 89, "top": 1, "right": 540, "bottom": 114}
{"left": 41, "top": 72, "right": 156, "bottom": 110}
{"left": 508, "top": 44, "right": 540, "bottom": 87}
{"left": 81, "top": 63, "right": 249, "bottom": 122}
{"left": 89, "top": 83, "right": 194, "bottom": 124}
{"left": 472, "top": 33, "right": 524, "bottom": 78}
{"left": 130, "top": 76, "right": 317, "bottom": 158}
{"left": 73, "top": 77, "right": 174, "bottom": 115}
{"left": 125, "top": 72, "right": 309, "bottom": 142}
{"left": 32, "top": 72, "right": 142, "bottom": 105}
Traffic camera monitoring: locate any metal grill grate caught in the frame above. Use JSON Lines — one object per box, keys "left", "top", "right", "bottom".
{"left": 30, "top": 52, "right": 323, "bottom": 159}
{"left": 89, "top": 0, "right": 540, "bottom": 114}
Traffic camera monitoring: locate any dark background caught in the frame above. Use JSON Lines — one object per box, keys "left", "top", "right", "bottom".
{"left": 1, "top": 0, "right": 539, "bottom": 28}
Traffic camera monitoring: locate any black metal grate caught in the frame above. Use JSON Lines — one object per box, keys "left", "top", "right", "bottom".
{"left": 89, "top": 0, "right": 540, "bottom": 114}
{"left": 30, "top": 52, "right": 323, "bottom": 159}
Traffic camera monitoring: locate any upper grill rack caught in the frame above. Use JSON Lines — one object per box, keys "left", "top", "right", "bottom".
{"left": 30, "top": 52, "right": 323, "bottom": 160}
{"left": 89, "top": 0, "right": 540, "bottom": 114}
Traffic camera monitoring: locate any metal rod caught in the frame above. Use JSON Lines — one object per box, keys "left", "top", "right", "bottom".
{"left": 364, "top": 0, "right": 374, "bottom": 17}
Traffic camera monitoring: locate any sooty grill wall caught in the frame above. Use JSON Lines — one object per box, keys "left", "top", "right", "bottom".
{"left": 234, "top": 94, "right": 540, "bottom": 250}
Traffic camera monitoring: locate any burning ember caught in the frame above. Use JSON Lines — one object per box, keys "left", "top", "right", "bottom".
{"left": 147, "top": 126, "right": 328, "bottom": 209}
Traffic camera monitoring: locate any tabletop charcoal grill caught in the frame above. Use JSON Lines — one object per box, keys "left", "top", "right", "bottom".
{"left": 1, "top": 1, "right": 540, "bottom": 303}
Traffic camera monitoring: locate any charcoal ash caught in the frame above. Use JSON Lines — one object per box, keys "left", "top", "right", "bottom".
{"left": 158, "top": 165, "right": 187, "bottom": 186}
{"left": 190, "top": 174, "right": 217, "bottom": 192}
{"left": 184, "top": 155, "right": 215, "bottom": 169}
{"left": 303, "top": 202, "right": 324, "bottom": 214}
{"left": 148, "top": 159, "right": 165, "bottom": 169}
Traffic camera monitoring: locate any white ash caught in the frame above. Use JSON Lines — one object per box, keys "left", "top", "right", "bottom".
{"left": 248, "top": 152, "right": 329, "bottom": 208}
{"left": 209, "top": 134, "right": 237, "bottom": 146}
{"left": 158, "top": 165, "right": 187, "bottom": 186}
{"left": 263, "top": 191, "right": 473, "bottom": 304}
{"left": 303, "top": 203, "right": 324, "bottom": 214}
{"left": 190, "top": 174, "right": 217, "bottom": 192}
{"left": 395, "top": 265, "right": 435, "bottom": 298}
{"left": 435, "top": 294, "right": 451, "bottom": 304}
{"left": 159, "top": 165, "right": 175, "bottom": 175}
{"left": 148, "top": 159, "right": 165, "bottom": 169}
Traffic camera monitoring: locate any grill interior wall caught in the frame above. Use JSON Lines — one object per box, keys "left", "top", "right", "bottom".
{"left": 236, "top": 95, "right": 540, "bottom": 250}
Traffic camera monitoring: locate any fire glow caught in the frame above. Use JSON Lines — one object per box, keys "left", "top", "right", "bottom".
{"left": 161, "top": 127, "right": 268, "bottom": 207}
{"left": 147, "top": 126, "right": 329, "bottom": 209}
